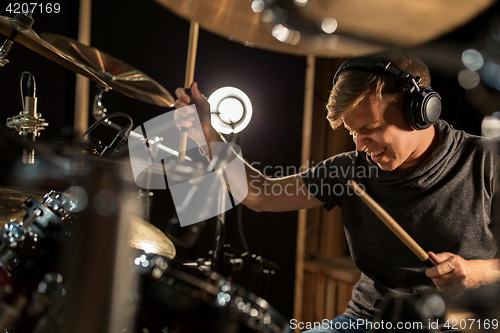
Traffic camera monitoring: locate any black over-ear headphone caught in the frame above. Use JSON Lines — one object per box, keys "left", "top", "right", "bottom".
{"left": 333, "top": 56, "right": 442, "bottom": 130}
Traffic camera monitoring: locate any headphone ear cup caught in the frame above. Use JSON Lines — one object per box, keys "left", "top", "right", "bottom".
{"left": 404, "top": 87, "right": 442, "bottom": 130}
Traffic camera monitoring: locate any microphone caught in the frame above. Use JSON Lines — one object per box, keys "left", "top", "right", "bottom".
{"left": 100, "top": 125, "right": 132, "bottom": 157}
{"left": 6, "top": 72, "right": 48, "bottom": 164}
{"left": 23, "top": 75, "right": 37, "bottom": 164}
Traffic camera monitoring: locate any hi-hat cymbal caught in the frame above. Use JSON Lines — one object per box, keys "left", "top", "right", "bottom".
{"left": 154, "top": 0, "right": 495, "bottom": 57}
{"left": 129, "top": 215, "right": 176, "bottom": 259}
{"left": 40, "top": 33, "right": 175, "bottom": 107}
{"left": 0, "top": 15, "right": 107, "bottom": 87}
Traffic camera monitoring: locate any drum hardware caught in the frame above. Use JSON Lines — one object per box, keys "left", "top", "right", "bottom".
{"left": 1, "top": 272, "right": 67, "bottom": 333}
{"left": 78, "top": 137, "right": 103, "bottom": 155}
{"left": 0, "top": 11, "right": 34, "bottom": 67}
{"left": 84, "top": 103, "right": 198, "bottom": 219}
{"left": 26, "top": 272, "right": 65, "bottom": 319}
{"left": 246, "top": 253, "right": 278, "bottom": 300}
{"left": 185, "top": 246, "right": 245, "bottom": 272}
{"left": 441, "top": 282, "right": 500, "bottom": 330}
{"left": 0, "top": 15, "right": 107, "bottom": 86}
{"left": 80, "top": 112, "right": 134, "bottom": 159}
{"left": 182, "top": 236, "right": 279, "bottom": 302}
{"left": 90, "top": 84, "right": 193, "bottom": 161}
{"left": 172, "top": 134, "right": 278, "bottom": 296}
{"left": 0, "top": 192, "right": 77, "bottom": 284}
{"left": 135, "top": 252, "right": 289, "bottom": 333}
{"left": 0, "top": 187, "right": 51, "bottom": 223}
{"left": 0, "top": 189, "right": 77, "bottom": 332}
{"left": 371, "top": 291, "right": 442, "bottom": 333}
{"left": 99, "top": 124, "right": 133, "bottom": 158}
{"left": 0, "top": 287, "right": 28, "bottom": 331}
{"left": 177, "top": 179, "right": 234, "bottom": 274}
{"left": 91, "top": 85, "right": 192, "bottom": 220}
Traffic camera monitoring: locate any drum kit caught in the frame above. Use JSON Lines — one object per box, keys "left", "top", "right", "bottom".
{"left": 0, "top": 10, "right": 287, "bottom": 333}
{"left": 0, "top": 1, "right": 498, "bottom": 332}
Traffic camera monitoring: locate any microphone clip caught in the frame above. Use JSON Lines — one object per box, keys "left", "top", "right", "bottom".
{"left": 6, "top": 104, "right": 48, "bottom": 137}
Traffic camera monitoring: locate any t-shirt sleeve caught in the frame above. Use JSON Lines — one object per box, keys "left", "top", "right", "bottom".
{"left": 300, "top": 155, "right": 343, "bottom": 211}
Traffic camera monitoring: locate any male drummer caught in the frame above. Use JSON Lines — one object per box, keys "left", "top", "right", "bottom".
{"left": 173, "top": 50, "right": 500, "bottom": 332}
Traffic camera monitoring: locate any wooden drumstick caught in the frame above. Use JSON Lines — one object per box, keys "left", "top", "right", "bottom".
{"left": 178, "top": 21, "right": 199, "bottom": 162}
{"left": 348, "top": 180, "right": 436, "bottom": 267}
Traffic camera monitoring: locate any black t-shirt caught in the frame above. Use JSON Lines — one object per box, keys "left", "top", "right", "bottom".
{"left": 301, "top": 120, "right": 499, "bottom": 324}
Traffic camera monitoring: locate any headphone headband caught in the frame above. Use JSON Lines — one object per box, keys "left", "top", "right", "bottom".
{"left": 332, "top": 55, "right": 441, "bottom": 130}
{"left": 333, "top": 56, "right": 421, "bottom": 93}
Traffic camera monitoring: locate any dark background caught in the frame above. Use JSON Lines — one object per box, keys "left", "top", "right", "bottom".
{"left": 0, "top": 0, "right": 499, "bottom": 321}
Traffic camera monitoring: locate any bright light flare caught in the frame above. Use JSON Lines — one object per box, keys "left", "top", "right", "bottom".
{"left": 321, "top": 18, "right": 338, "bottom": 34}
{"left": 208, "top": 87, "right": 253, "bottom": 134}
{"left": 458, "top": 70, "right": 480, "bottom": 90}
{"left": 462, "top": 49, "right": 484, "bottom": 71}
{"left": 482, "top": 113, "right": 500, "bottom": 138}
{"left": 251, "top": 0, "right": 265, "bottom": 13}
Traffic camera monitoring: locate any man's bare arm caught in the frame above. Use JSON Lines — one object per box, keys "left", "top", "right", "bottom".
{"left": 174, "top": 83, "right": 324, "bottom": 213}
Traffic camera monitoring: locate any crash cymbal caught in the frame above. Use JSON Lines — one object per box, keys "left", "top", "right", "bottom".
{"left": 154, "top": 0, "right": 495, "bottom": 57}
{"left": 0, "top": 15, "right": 107, "bottom": 86}
{"left": 0, "top": 186, "right": 49, "bottom": 223}
{"left": 40, "top": 33, "right": 175, "bottom": 107}
{"left": 129, "top": 215, "right": 176, "bottom": 259}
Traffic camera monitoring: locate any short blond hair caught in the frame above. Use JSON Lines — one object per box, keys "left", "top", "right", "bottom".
{"left": 327, "top": 50, "right": 431, "bottom": 129}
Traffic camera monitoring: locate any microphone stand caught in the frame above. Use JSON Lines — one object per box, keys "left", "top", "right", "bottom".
{"left": 211, "top": 183, "right": 227, "bottom": 272}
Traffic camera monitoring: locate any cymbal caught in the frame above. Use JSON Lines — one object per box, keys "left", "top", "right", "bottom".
{"left": 40, "top": 33, "right": 175, "bottom": 107}
{"left": 0, "top": 16, "right": 107, "bottom": 87}
{"left": 154, "top": 0, "right": 495, "bottom": 57}
{"left": 129, "top": 215, "right": 176, "bottom": 259}
{"left": 0, "top": 186, "right": 49, "bottom": 223}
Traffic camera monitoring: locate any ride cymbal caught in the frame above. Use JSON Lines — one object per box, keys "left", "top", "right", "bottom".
{"left": 154, "top": 0, "right": 495, "bottom": 57}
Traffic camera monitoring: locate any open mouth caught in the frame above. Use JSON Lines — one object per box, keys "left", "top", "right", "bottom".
{"left": 366, "top": 147, "right": 387, "bottom": 163}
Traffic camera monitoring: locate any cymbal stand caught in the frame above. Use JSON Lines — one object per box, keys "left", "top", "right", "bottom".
{"left": 92, "top": 85, "right": 154, "bottom": 220}
{"left": 183, "top": 184, "right": 244, "bottom": 275}
{"left": 0, "top": 12, "right": 34, "bottom": 67}
{"left": 91, "top": 85, "right": 195, "bottom": 221}
{"left": 211, "top": 183, "right": 227, "bottom": 272}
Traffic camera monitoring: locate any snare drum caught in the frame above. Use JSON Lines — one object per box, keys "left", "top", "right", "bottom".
{"left": 135, "top": 253, "right": 289, "bottom": 333}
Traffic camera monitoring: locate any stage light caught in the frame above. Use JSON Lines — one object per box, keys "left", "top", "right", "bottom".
{"left": 208, "top": 87, "right": 253, "bottom": 134}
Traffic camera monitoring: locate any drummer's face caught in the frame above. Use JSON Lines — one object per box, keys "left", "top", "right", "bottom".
{"left": 342, "top": 91, "right": 430, "bottom": 171}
